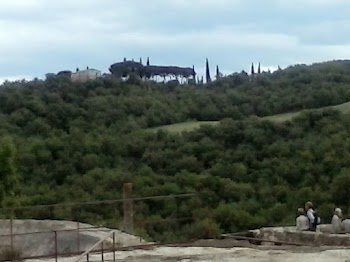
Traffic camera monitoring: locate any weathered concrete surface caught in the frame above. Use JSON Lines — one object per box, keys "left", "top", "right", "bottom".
{"left": 26, "top": 247, "right": 350, "bottom": 262}
{"left": 0, "top": 219, "right": 145, "bottom": 258}
{"left": 252, "top": 225, "right": 350, "bottom": 246}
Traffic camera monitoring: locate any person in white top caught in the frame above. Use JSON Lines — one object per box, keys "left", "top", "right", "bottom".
{"left": 296, "top": 208, "right": 309, "bottom": 231}
{"left": 331, "top": 208, "right": 344, "bottom": 234}
{"left": 305, "top": 201, "right": 320, "bottom": 232}
{"left": 342, "top": 218, "right": 350, "bottom": 233}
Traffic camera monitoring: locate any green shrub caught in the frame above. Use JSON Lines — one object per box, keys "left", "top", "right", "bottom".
{"left": 188, "top": 218, "right": 221, "bottom": 239}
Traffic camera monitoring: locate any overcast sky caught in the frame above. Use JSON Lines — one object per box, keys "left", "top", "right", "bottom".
{"left": 1, "top": 0, "right": 350, "bottom": 82}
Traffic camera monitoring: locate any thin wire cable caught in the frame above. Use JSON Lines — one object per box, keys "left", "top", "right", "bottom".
{"left": 0, "top": 193, "right": 196, "bottom": 211}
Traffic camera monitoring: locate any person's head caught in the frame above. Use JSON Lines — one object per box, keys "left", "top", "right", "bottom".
{"left": 297, "top": 208, "right": 305, "bottom": 215}
{"left": 335, "top": 208, "right": 342, "bottom": 217}
{"left": 305, "top": 201, "right": 314, "bottom": 210}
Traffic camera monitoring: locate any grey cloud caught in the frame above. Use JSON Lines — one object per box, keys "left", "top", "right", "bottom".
{"left": 1, "top": 0, "right": 350, "bottom": 79}
{"left": 296, "top": 20, "right": 350, "bottom": 45}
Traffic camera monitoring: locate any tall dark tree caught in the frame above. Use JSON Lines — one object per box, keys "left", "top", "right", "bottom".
{"left": 124, "top": 57, "right": 127, "bottom": 62}
{"left": 206, "top": 58, "right": 212, "bottom": 83}
{"left": 140, "top": 57, "right": 143, "bottom": 64}
{"left": 147, "top": 57, "right": 150, "bottom": 66}
{"left": 258, "top": 62, "right": 261, "bottom": 74}
{"left": 192, "top": 65, "right": 196, "bottom": 83}
{"left": 251, "top": 63, "right": 255, "bottom": 75}
{"left": 216, "top": 65, "right": 221, "bottom": 80}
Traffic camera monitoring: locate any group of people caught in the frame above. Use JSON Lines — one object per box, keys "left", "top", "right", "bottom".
{"left": 296, "top": 201, "right": 350, "bottom": 234}
{"left": 296, "top": 201, "right": 320, "bottom": 232}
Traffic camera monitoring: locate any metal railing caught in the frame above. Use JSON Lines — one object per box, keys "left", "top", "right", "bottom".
{"left": 0, "top": 193, "right": 196, "bottom": 212}
{"left": 74, "top": 230, "right": 116, "bottom": 262}
{"left": 0, "top": 191, "right": 197, "bottom": 261}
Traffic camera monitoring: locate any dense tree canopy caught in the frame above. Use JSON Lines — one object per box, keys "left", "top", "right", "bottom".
{"left": 0, "top": 136, "right": 18, "bottom": 207}
{"left": 1, "top": 60, "right": 350, "bottom": 240}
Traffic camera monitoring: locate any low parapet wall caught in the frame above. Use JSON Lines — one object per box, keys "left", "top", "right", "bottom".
{"left": 251, "top": 225, "right": 350, "bottom": 246}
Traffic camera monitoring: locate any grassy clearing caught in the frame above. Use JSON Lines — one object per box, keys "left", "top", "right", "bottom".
{"left": 147, "top": 121, "right": 219, "bottom": 133}
{"left": 147, "top": 101, "right": 350, "bottom": 133}
{"left": 330, "top": 101, "right": 350, "bottom": 113}
{"left": 262, "top": 111, "right": 300, "bottom": 122}
{"left": 262, "top": 101, "right": 350, "bottom": 122}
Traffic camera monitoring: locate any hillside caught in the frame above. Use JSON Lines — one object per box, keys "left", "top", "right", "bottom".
{"left": 1, "top": 60, "right": 350, "bottom": 241}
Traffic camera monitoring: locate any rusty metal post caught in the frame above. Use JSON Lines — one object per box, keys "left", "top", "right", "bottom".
{"left": 113, "top": 232, "right": 116, "bottom": 262}
{"left": 123, "top": 183, "right": 134, "bottom": 234}
{"left": 10, "top": 209, "right": 14, "bottom": 262}
{"left": 77, "top": 221, "right": 80, "bottom": 253}
{"left": 54, "top": 231, "right": 58, "bottom": 262}
{"left": 101, "top": 242, "right": 104, "bottom": 262}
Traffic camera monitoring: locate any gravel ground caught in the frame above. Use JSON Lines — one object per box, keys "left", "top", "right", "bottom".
{"left": 27, "top": 246, "right": 350, "bottom": 262}
{"left": 26, "top": 239, "right": 350, "bottom": 262}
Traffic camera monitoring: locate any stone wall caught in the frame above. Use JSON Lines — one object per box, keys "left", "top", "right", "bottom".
{"left": 251, "top": 225, "right": 350, "bottom": 246}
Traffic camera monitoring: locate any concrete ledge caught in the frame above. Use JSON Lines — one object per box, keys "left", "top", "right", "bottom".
{"left": 252, "top": 225, "right": 350, "bottom": 246}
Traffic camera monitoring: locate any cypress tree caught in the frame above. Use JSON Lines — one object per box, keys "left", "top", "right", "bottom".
{"left": 192, "top": 65, "right": 196, "bottom": 80}
{"left": 251, "top": 63, "right": 255, "bottom": 75}
{"left": 216, "top": 65, "right": 220, "bottom": 80}
{"left": 140, "top": 57, "right": 143, "bottom": 64}
{"left": 206, "top": 58, "right": 211, "bottom": 83}
{"left": 147, "top": 57, "right": 150, "bottom": 66}
{"left": 258, "top": 62, "right": 261, "bottom": 74}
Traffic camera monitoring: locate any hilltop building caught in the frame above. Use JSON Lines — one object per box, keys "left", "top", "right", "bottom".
{"left": 109, "top": 58, "right": 196, "bottom": 83}
{"left": 51, "top": 58, "right": 224, "bottom": 85}
{"left": 49, "top": 67, "right": 101, "bottom": 83}
{"left": 56, "top": 70, "right": 72, "bottom": 77}
{"left": 71, "top": 67, "right": 101, "bottom": 82}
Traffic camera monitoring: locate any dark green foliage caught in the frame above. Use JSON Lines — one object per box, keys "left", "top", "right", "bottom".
{"left": 0, "top": 136, "right": 18, "bottom": 207}
{"left": 1, "top": 61, "right": 350, "bottom": 240}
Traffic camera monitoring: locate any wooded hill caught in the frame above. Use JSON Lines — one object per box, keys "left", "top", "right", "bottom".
{"left": 1, "top": 60, "right": 350, "bottom": 241}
